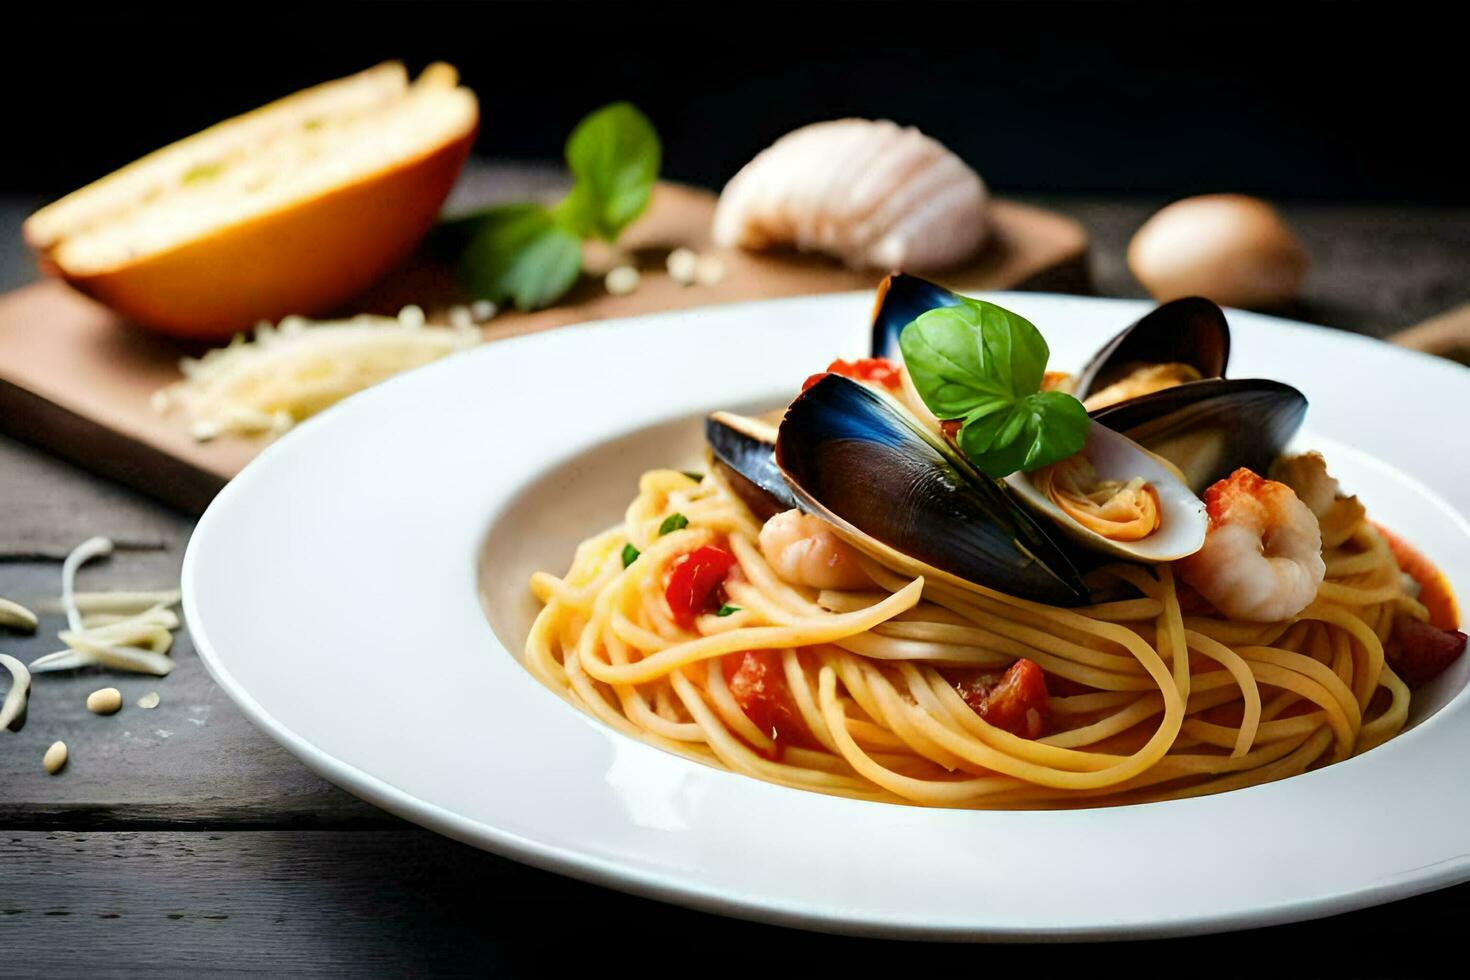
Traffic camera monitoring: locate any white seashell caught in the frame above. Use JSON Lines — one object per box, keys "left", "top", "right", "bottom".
{"left": 1004, "top": 424, "right": 1207, "bottom": 564}
{"left": 713, "top": 119, "right": 989, "bottom": 272}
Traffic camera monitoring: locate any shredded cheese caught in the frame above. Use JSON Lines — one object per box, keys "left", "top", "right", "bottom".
{"left": 153, "top": 307, "right": 481, "bottom": 440}
{"left": 0, "top": 653, "right": 31, "bottom": 731}
{"left": 28, "top": 538, "right": 184, "bottom": 678}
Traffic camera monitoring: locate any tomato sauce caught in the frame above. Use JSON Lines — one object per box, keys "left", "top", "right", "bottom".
{"left": 722, "top": 649, "right": 813, "bottom": 758}
{"left": 1374, "top": 524, "right": 1459, "bottom": 630}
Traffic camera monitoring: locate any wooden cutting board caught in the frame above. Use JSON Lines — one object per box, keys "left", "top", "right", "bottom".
{"left": 0, "top": 181, "right": 1088, "bottom": 514}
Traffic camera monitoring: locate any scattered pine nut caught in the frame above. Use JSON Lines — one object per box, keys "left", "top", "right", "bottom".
{"left": 87, "top": 687, "right": 123, "bottom": 715}
{"left": 470, "top": 300, "right": 497, "bottom": 322}
{"left": 44, "top": 740, "right": 67, "bottom": 774}
{"left": 138, "top": 691, "right": 161, "bottom": 710}
{"left": 397, "top": 304, "right": 426, "bottom": 329}
{"left": 0, "top": 596, "right": 38, "bottom": 633}
{"left": 448, "top": 305, "right": 474, "bottom": 329}
{"left": 666, "top": 248, "right": 698, "bottom": 285}
{"left": 605, "top": 265, "right": 641, "bottom": 296}
{"left": 694, "top": 254, "right": 726, "bottom": 287}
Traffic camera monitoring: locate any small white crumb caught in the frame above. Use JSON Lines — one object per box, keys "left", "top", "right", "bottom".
{"left": 190, "top": 420, "right": 222, "bottom": 442}
{"left": 666, "top": 248, "right": 698, "bottom": 285}
{"left": 605, "top": 266, "right": 641, "bottom": 296}
{"left": 44, "top": 740, "right": 67, "bottom": 774}
{"left": 448, "top": 305, "right": 474, "bottom": 329}
{"left": 138, "top": 691, "right": 161, "bottom": 710}
{"left": 694, "top": 253, "right": 726, "bottom": 287}
{"left": 470, "top": 300, "right": 497, "bottom": 322}
{"left": 397, "top": 304, "right": 426, "bottom": 329}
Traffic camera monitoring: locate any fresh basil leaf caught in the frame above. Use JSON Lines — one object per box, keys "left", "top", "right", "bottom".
{"left": 681, "top": 471, "right": 704, "bottom": 483}
{"left": 900, "top": 297, "right": 1088, "bottom": 477}
{"left": 459, "top": 204, "right": 583, "bottom": 311}
{"left": 715, "top": 604, "right": 740, "bottom": 617}
{"left": 957, "top": 390, "right": 1091, "bottom": 478}
{"left": 658, "top": 513, "right": 689, "bottom": 535}
{"left": 899, "top": 300, "right": 1049, "bottom": 419}
{"left": 553, "top": 102, "right": 660, "bottom": 242}
{"left": 621, "top": 544, "right": 640, "bottom": 568}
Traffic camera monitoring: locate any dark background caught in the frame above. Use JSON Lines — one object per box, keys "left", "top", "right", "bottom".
{"left": 4, "top": 1, "right": 1465, "bottom": 204}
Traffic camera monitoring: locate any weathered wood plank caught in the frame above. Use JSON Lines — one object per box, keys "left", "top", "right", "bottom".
{"left": 1, "top": 830, "right": 1467, "bottom": 974}
{"left": 0, "top": 436, "right": 174, "bottom": 559}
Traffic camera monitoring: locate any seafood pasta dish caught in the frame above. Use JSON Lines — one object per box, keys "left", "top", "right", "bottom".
{"left": 524, "top": 276, "right": 1466, "bottom": 809}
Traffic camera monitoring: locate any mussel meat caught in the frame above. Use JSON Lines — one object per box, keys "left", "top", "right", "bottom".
{"left": 705, "top": 411, "right": 798, "bottom": 521}
{"left": 1071, "top": 297, "right": 1230, "bottom": 411}
{"left": 869, "top": 272, "right": 963, "bottom": 360}
{"left": 1003, "top": 422, "right": 1206, "bottom": 563}
{"left": 775, "top": 374, "right": 1090, "bottom": 606}
{"left": 1090, "top": 379, "right": 1308, "bottom": 494}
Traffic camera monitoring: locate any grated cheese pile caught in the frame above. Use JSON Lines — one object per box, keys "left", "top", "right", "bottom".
{"left": 153, "top": 305, "right": 482, "bottom": 440}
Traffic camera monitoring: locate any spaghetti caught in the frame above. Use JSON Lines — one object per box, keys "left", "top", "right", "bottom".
{"left": 524, "top": 464, "right": 1433, "bottom": 809}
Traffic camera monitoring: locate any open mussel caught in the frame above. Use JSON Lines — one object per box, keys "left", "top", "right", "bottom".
{"left": 1073, "top": 298, "right": 1231, "bottom": 410}
{"left": 1090, "top": 379, "right": 1307, "bottom": 494}
{"left": 869, "top": 273, "right": 962, "bottom": 360}
{"left": 1003, "top": 422, "right": 1206, "bottom": 563}
{"left": 775, "top": 375, "right": 1090, "bottom": 606}
{"left": 705, "top": 412, "right": 798, "bottom": 521}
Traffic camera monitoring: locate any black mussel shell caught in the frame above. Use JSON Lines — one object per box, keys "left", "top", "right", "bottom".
{"left": 775, "top": 375, "right": 1090, "bottom": 606}
{"left": 705, "top": 413, "right": 799, "bottom": 521}
{"left": 1090, "top": 379, "right": 1307, "bottom": 493}
{"left": 1073, "top": 298, "right": 1231, "bottom": 403}
{"left": 869, "top": 273, "right": 964, "bottom": 360}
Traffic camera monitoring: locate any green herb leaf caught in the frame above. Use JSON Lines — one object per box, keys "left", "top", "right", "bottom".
{"left": 900, "top": 298, "right": 1089, "bottom": 477}
{"left": 459, "top": 204, "right": 583, "bottom": 311}
{"left": 955, "top": 390, "right": 1092, "bottom": 478}
{"left": 621, "top": 544, "right": 640, "bottom": 568}
{"left": 658, "top": 513, "right": 689, "bottom": 535}
{"left": 715, "top": 604, "right": 740, "bottom": 617}
{"left": 681, "top": 471, "right": 704, "bottom": 483}
{"left": 552, "top": 102, "right": 661, "bottom": 242}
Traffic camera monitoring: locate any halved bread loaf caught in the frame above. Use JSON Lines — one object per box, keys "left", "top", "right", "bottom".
{"left": 25, "top": 62, "right": 478, "bottom": 341}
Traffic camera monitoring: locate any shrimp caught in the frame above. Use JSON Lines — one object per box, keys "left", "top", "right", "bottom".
{"left": 1268, "top": 451, "right": 1337, "bottom": 518}
{"left": 1270, "top": 450, "right": 1364, "bottom": 520}
{"left": 1177, "top": 468, "right": 1325, "bottom": 622}
{"left": 758, "top": 509, "right": 873, "bottom": 590}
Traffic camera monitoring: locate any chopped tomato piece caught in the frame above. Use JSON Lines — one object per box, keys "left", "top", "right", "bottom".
{"left": 1375, "top": 524, "right": 1460, "bottom": 630}
{"left": 949, "top": 659, "right": 1049, "bottom": 739}
{"left": 802, "top": 357, "right": 903, "bottom": 393}
{"left": 665, "top": 545, "right": 736, "bottom": 629}
{"left": 723, "top": 650, "right": 812, "bottom": 756}
{"left": 1389, "top": 616, "right": 1467, "bottom": 687}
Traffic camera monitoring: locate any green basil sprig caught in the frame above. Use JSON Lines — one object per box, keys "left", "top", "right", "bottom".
{"left": 448, "top": 102, "right": 660, "bottom": 311}
{"left": 899, "top": 299, "right": 1090, "bottom": 478}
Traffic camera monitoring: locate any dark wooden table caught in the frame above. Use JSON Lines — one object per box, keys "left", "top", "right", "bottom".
{"left": 3, "top": 171, "right": 1469, "bottom": 975}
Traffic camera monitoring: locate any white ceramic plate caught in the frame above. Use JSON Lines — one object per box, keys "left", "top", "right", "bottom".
{"left": 185, "top": 292, "right": 1470, "bottom": 940}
